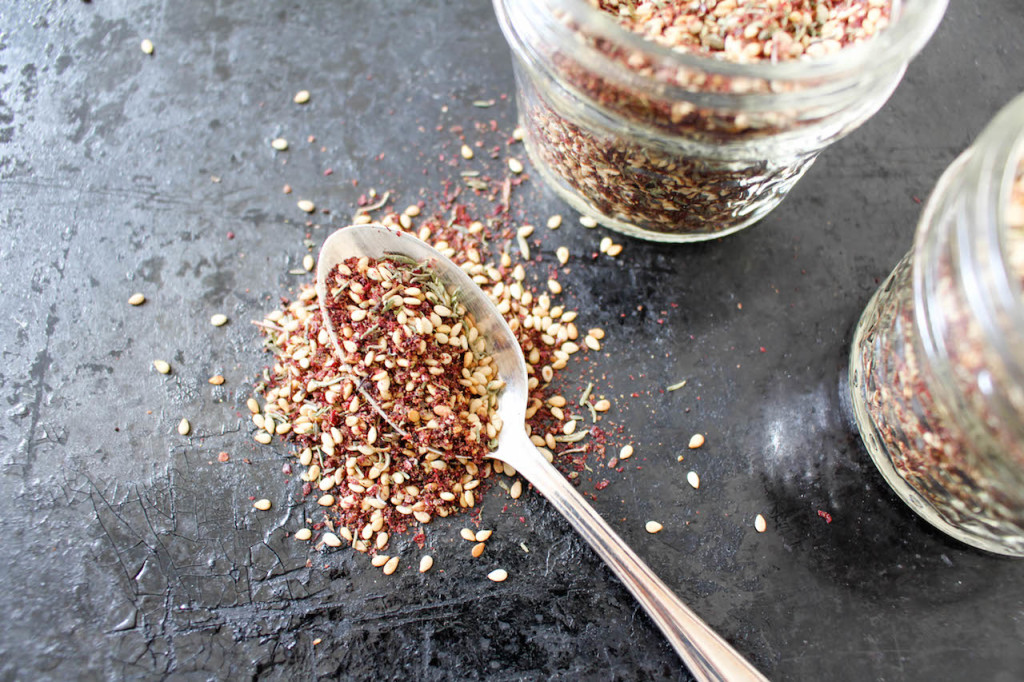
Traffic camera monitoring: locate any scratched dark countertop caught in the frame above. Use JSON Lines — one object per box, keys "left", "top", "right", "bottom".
{"left": 2, "top": 1, "right": 1023, "bottom": 680}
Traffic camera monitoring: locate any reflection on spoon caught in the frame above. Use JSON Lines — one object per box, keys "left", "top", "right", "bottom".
{"left": 316, "top": 224, "right": 767, "bottom": 682}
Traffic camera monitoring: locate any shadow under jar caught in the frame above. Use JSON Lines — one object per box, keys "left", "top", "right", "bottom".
{"left": 493, "top": 0, "right": 947, "bottom": 242}
{"left": 849, "top": 93, "right": 1024, "bottom": 556}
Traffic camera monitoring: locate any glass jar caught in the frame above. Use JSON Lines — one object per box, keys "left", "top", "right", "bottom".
{"left": 849, "top": 93, "right": 1024, "bottom": 556}
{"left": 493, "top": 0, "right": 947, "bottom": 242}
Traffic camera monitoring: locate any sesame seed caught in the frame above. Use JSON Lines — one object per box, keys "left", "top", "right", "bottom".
{"left": 293, "top": 90, "right": 311, "bottom": 104}
{"left": 579, "top": 215, "right": 598, "bottom": 228}
{"left": 475, "top": 529, "right": 493, "bottom": 542}
{"left": 323, "top": 532, "right": 342, "bottom": 547}
{"left": 584, "top": 335, "right": 601, "bottom": 351}
{"left": 687, "top": 471, "right": 700, "bottom": 489}
{"left": 512, "top": 127, "right": 525, "bottom": 141}
{"left": 460, "top": 528, "right": 477, "bottom": 542}
{"left": 383, "top": 556, "right": 400, "bottom": 575}
{"left": 461, "top": 144, "right": 474, "bottom": 160}
{"left": 177, "top": 418, "right": 191, "bottom": 436}
{"left": 317, "top": 494, "right": 335, "bottom": 507}
{"left": 487, "top": 569, "right": 508, "bottom": 582}
{"left": 371, "top": 554, "right": 390, "bottom": 567}
{"left": 645, "top": 521, "right": 663, "bottom": 534}
{"left": 210, "top": 313, "right": 228, "bottom": 327}
{"left": 253, "top": 499, "right": 272, "bottom": 511}
{"left": 419, "top": 555, "right": 434, "bottom": 573}
{"left": 509, "top": 479, "right": 523, "bottom": 499}
{"left": 755, "top": 514, "right": 767, "bottom": 533}
{"left": 208, "top": 375, "right": 225, "bottom": 385}
{"left": 153, "top": 360, "right": 171, "bottom": 374}
{"left": 271, "top": 138, "right": 289, "bottom": 151}
{"left": 508, "top": 158, "right": 524, "bottom": 174}
{"left": 547, "top": 279, "right": 562, "bottom": 294}
{"left": 556, "top": 246, "right": 570, "bottom": 265}
{"left": 471, "top": 542, "right": 486, "bottom": 558}
{"left": 619, "top": 445, "right": 634, "bottom": 460}
{"left": 593, "top": 399, "right": 611, "bottom": 412}
{"left": 547, "top": 215, "right": 562, "bottom": 229}
{"left": 254, "top": 432, "right": 272, "bottom": 444}
{"left": 246, "top": 398, "right": 260, "bottom": 414}
{"left": 303, "top": 254, "right": 315, "bottom": 272}
{"left": 297, "top": 199, "right": 315, "bottom": 213}
{"left": 128, "top": 293, "right": 146, "bottom": 306}
{"left": 404, "top": 204, "right": 421, "bottom": 217}
{"left": 599, "top": 237, "right": 612, "bottom": 254}
{"left": 688, "top": 433, "right": 705, "bottom": 449}
{"left": 607, "top": 243, "right": 624, "bottom": 257}
{"left": 295, "top": 528, "right": 312, "bottom": 541}
{"left": 140, "top": 39, "right": 154, "bottom": 55}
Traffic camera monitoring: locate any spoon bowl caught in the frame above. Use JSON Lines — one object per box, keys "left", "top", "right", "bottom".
{"left": 317, "top": 224, "right": 767, "bottom": 682}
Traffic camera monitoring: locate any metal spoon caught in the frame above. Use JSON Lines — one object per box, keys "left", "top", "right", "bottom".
{"left": 316, "top": 224, "right": 767, "bottom": 682}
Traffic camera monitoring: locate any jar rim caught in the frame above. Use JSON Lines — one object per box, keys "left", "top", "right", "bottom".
{"left": 542, "top": 0, "right": 948, "bottom": 83}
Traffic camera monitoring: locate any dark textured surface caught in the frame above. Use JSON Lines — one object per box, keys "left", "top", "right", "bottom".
{"left": 2, "top": 1, "right": 1024, "bottom": 680}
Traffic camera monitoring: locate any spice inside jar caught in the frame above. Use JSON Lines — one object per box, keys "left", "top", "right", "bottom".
{"left": 849, "top": 94, "right": 1024, "bottom": 556}
{"left": 495, "top": 0, "right": 946, "bottom": 241}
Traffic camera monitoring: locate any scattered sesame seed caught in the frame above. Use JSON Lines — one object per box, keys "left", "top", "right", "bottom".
{"left": 128, "top": 293, "right": 146, "bottom": 306}
{"left": 460, "top": 528, "right": 477, "bottom": 542}
{"left": 471, "top": 542, "right": 486, "bottom": 558}
{"left": 177, "top": 418, "right": 191, "bottom": 436}
{"left": 461, "top": 144, "right": 474, "bottom": 160}
{"left": 547, "top": 279, "right": 562, "bottom": 294}
{"left": 293, "top": 90, "right": 311, "bottom": 104}
{"left": 487, "top": 568, "right": 508, "bottom": 582}
{"left": 271, "top": 138, "right": 289, "bottom": 151}
{"left": 688, "top": 433, "right": 705, "bottom": 449}
{"left": 547, "top": 214, "right": 562, "bottom": 230}
{"left": 512, "top": 126, "right": 525, "bottom": 141}
{"left": 645, "top": 521, "right": 664, "bottom": 534}
{"left": 593, "top": 399, "right": 611, "bottom": 412}
{"left": 297, "top": 199, "right": 315, "bottom": 213}
{"left": 210, "top": 313, "right": 228, "bottom": 327}
{"left": 404, "top": 204, "right": 421, "bottom": 217}
{"left": 323, "top": 532, "right": 342, "bottom": 547}
{"left": 607, "top": 243, "right": 624, "bottom": 257}
{"left": 371, "top": 554, "right": 390, "bottom": 567}
{"left": 303, "top": 254, "right": 315, "bottom": 272}
{"left": 153, "top": 360, "right": 171, "bottom": 374}
{"left": 253, "top": 498, "right": 272, "bottom": 511}
{"left": 509, "top": 479, "right": 523, "bottom": 499}
{"left": 475, "top": 529, "right": 493, "bottom": 542}
{"left": 599, "top": 237, "right": 612, "bottom": 254}
{"left": 755, "top": 514, "right": 767, "bottom": 533}
{"left": 419, "top": 555, "right": 434, "bottom": 573}
{"left": 508, "top": 158, "right": 524, "bottom": 174}
{"left": 383, "top": 556, "right": 400, "bottom": 575}
{"left": 254, "top": 432, "right": 272, "bottom": 444}
{"left": 246, "top": 398, "right": 260, "bottom": 414}
{"left": 579, "top": 215, "right": 598, "bottom": 228}
{"left": 208, "top": 375, "right": 225, "bottom": 385}
{"left": 140, "top": 39, "right": 154, "bottom": 55}
{"left": 687, "top": 471, "right": 700, "bottom": 489}
{"left": 619, "top": 445, "right": 634, "bottom": 460}
{"left": 556, "top": 246, "right": 570, "bottom": 265}
{"left": 295, "top": 528, "right": 312, "bottom": 541}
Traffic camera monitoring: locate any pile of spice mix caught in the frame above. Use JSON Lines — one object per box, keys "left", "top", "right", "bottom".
{"left": 854, "top": 157, "right": 1024, "bottom": 538}
{"left": 521, "top": 0, "right": 895, "bottom": 237}
{"left": 250, "top": 171, "right": 616, "bottom": 568}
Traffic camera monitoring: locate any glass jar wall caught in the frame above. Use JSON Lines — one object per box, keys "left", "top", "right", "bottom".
{"left": 494, "top": 0, "right": 947, "bottom": 242}
{"left": 849, "top": 93, "right": 1024, "bottom": 556}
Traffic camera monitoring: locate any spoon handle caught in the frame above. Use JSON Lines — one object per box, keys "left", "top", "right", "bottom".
{"left": 507, "top": 436, "right": 768, "bottom": 682}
